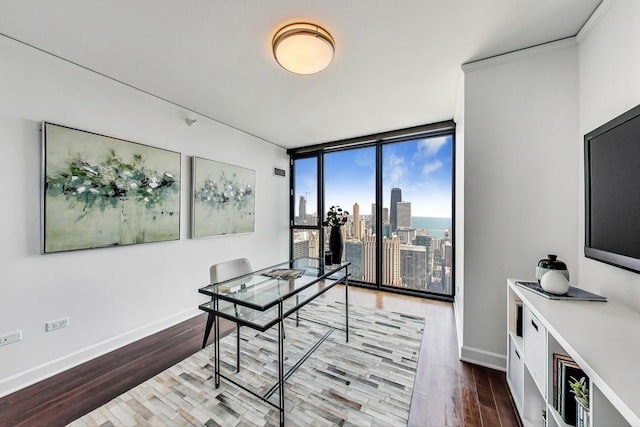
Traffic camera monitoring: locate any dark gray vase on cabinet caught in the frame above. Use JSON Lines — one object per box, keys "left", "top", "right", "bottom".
{"left": 329, "top": 226, "right": 343, "bottom": 264}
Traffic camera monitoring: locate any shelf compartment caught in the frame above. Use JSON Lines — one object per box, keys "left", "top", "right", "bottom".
{"left": 522, "top": 367, "right": 546, "bottom": 427}
{"left": 546, "top": 403, "right": 571, "bottom": 427}
{"left": 592, "top": 384, "right": 629, "bottom": 426}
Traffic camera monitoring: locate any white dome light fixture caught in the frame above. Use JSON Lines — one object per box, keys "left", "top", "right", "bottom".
{"left": 272, "top": 23, "right": 335, "bottom": 75}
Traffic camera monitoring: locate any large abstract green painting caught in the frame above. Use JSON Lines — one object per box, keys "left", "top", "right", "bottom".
{"left": 42, "top": 122, "right": 181, "bottom": 253}
{"left": 192, "top": 156, "right": 255, "bottom": 238}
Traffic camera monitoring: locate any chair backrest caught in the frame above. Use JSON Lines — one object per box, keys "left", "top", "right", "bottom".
{"left": 210, "top": 258, "right": 252, "bottom": 284}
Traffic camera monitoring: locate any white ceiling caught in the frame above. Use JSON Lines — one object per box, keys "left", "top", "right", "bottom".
{"left": 0, "top": 0, "right": 601, "bottom": 149}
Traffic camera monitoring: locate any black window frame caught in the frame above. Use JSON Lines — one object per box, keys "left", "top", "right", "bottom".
{"left": 288, "top": 121, "right": 456, "bottom": 301}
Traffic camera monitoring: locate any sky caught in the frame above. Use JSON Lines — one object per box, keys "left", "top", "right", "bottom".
{"left": 295, "top": 135, "right": 453, "bottom": 218}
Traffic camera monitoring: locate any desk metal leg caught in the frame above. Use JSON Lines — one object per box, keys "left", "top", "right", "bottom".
{"left": 278, "top": 302, "right": 285, "bottom": 427}
{"left": 203, "top": 312, "right": 214, "bottom": 349}
{"left": 236, "top": 325, "right": 241, "bottom": 372}
{"left": 345, "top": 274, "right": 349, "bottom": 343}
{"left": 214, "top": 298, "right": 220, "bottom": 389}
{"left": 234, "top": 304, "right": 241, "bottom": 373}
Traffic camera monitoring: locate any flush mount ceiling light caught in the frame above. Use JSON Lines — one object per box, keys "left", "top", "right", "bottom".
{"left": 272, "top": 22, "right": 335, "bottom": 75}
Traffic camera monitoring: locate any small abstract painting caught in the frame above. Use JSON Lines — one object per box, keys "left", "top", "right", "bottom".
{"left": 41, "top": 122, "right": 181, "bottom": 253}
{"left": 192, "top": 156, "right": 255, "bottom": 238}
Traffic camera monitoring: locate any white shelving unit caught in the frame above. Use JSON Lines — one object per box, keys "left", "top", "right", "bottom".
{"left": 506, "top": 279, "right": 640, "bottom": 427}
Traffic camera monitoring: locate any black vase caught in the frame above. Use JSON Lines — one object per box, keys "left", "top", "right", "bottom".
{"left": 329, "top": 226, "right": 343, "bottom": 264}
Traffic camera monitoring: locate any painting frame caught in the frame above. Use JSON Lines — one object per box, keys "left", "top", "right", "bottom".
{"left": 41, "top": 122, "right": 181, "bottom": 254}
{"left": 191, "top": 156, "right": 255, "bottom": 238}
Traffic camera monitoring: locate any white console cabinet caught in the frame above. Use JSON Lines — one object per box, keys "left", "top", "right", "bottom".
{"left": 506, "top": 279, "right": 640, "bottom": 427}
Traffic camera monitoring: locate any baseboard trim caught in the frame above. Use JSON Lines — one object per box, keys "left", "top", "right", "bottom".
{"left": 453, "top": 300, "right": 464, "bottom": 358}
{"left": 460, "top": 345, "right": 507, "bottom": 372}
{"left": 0, "top": 307, "right": 201, "bottom": 398}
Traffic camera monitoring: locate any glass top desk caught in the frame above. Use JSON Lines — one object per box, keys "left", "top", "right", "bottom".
{"left": 198, "top": 257, "right": 350, "bottom": 426}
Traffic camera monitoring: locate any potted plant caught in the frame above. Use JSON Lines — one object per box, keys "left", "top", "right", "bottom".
{"left": 323, "top": 205, "right": 349, "bottom": 264}
{"left": 569, "top": 376, "right": 589, "bottom": 427}
{"left": 323, "top": 205, "right": 349, "bottom": 228}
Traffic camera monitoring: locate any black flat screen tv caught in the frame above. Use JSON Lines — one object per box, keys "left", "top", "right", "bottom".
{"left": 585, "top": 103, "right": 640, "bottom": 273}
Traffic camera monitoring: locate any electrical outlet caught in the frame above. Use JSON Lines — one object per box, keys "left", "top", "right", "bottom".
{"left": 46, "top": 317, "right": 69, "bottom": 332}
{"left": 0, "top": 331, "right": 22, "bottom": 346}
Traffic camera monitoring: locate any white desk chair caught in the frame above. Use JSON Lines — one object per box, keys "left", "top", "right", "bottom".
{"left": 210, "top": 258, "right": 251, "bottom": 285}
{"left": 203, "top": 258, "right": 252, "bottom": 372}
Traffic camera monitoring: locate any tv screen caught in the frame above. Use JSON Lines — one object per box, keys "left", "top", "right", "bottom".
{"left": 585, "top": 104, "right": 640, "bottom": 273}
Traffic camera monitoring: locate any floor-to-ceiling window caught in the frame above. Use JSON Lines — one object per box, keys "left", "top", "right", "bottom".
{"left": 289, "top": 122, "right": 455, "bottom": 300}
{"left": 324, "top": 147, "right": 376, "bottom": 283}
{"left": 382, "top": 136, "right": 453, "bottom": 296}
{"left": 291, "top": 156, "right": 320, "bottom": 259}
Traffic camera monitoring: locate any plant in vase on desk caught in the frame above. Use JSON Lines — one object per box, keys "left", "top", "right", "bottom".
{"left": 323, "top": 205, "right": 349, "bottom": 264}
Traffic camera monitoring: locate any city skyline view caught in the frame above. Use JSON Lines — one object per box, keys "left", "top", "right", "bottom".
{"left": 295, "top": 135, "right": 453, "bottom": 219}
{"left": 292, "top": 134, "right": 454, "bottom": 296}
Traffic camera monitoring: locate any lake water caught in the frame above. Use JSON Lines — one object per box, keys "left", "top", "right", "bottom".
{"left": 411, "top": 216, "right": 452, "bottom": 239}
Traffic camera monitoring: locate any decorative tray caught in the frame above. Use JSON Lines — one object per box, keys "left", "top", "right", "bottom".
{"left": 515, "top": 281, "right": 607, "bottom": 302}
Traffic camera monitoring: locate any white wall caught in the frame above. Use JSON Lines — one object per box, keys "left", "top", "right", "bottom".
{"left": 577, "top": 0, "right": 640, "bottom": 308}
{"left": 460, "top": 41, "right": 580, "bottom": 369}
{"left": 0, "top": 35, "right": 290, "bottom": 397}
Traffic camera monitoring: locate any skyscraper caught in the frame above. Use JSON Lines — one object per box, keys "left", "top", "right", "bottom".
{"left": 298, "top": 195, "right": 307, "bottom": 224}
{"left": 396, "top": 228, "right": 416, "bottom": 244}
{"left": 308, "top": 231, "right": 319, "bottom": 258}
{"left": 390, "top": 187, "right": 402, "bottom": 231}
{"left": 383, "top": 237, "right": 402, "bottom": 286}
{"left": 397, "top": 201, "right": 412, "bottom": 229}
{"left": 363, "top": 235, "right": 376, "bottom": 282}
{"left": 371, "top": 203, "right": 388, "bottom": 233}
{"left": 353, "top": 203, "right": 361, "bottom": 239}
{"left": 414, "top": 234, "right": 434, "bottom": 287}
{"left": 345, "top": 241, "right": 363, "bottom": 280}
{"left": 400, "top": 244, "right": 427, "bottom": 290}
{"left": 293, "top": 234, "right": 310, "bottom": 258}
{"left": 371, "top": 203, "right": 375, "bottom": 230}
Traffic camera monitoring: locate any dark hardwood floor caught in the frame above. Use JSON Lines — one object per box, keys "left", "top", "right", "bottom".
{"left": 0, "top": 286, "right": 521, "bottom": 427}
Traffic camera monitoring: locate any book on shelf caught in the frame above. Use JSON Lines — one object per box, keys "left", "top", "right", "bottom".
{"left": 554, "top": 353, "right": 576, "bottom": 408}
{"left": 515, "top": 301, "right": 523, "bottom": 337}
{"left": 553, "top": 353, "right": 588, "bottom": 426}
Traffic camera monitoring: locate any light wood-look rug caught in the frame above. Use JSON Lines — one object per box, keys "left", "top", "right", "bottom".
{"left": 69, "top": 302, "right": 424, "bottom": 426}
